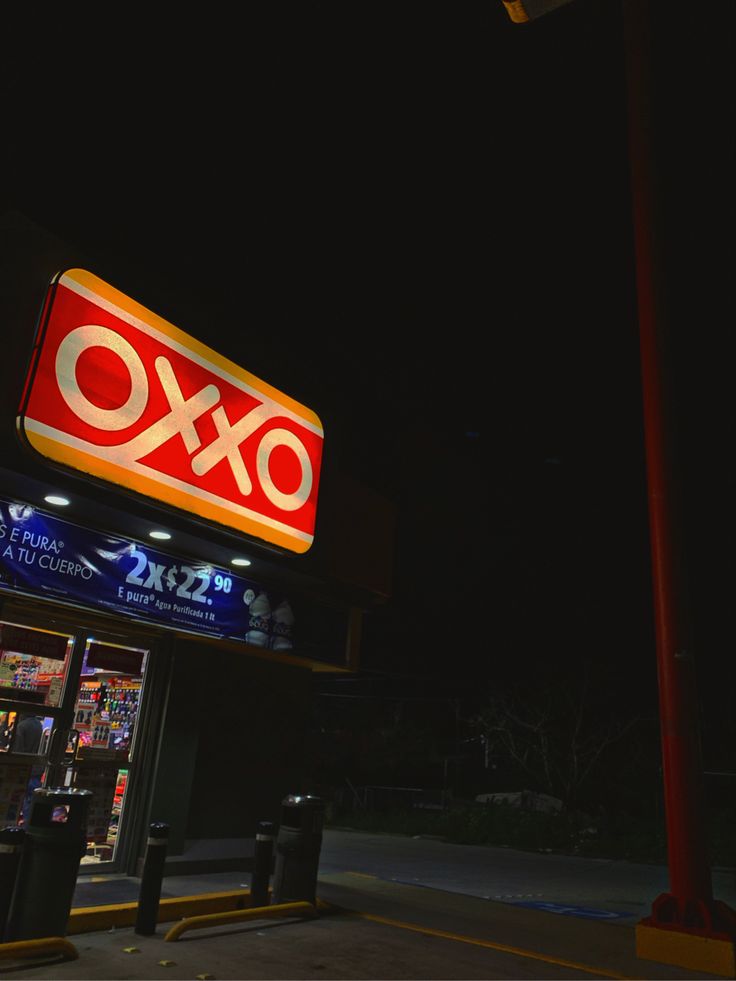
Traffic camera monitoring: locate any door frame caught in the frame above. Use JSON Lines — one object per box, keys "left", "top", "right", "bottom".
{"left": 0, "top": 595, "right": 172, "bottom": 875}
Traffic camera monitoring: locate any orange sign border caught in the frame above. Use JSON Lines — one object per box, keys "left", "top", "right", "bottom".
{"left": 17, "top": 269, "right": 323, "bottom": 554}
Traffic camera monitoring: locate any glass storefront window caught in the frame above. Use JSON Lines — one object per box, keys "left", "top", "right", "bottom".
{"left": 74, "top": 641, "right": 147, "bottom": 755}
{"left": 1, "top": 622, "right": 152, "bottom": 869}
{"left": 0, "top": 621, "right": 74, "bottom": 708}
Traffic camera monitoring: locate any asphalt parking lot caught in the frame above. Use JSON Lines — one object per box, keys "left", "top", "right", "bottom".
{"left": 2, "top": 829, "right": 734, "bottom": 979}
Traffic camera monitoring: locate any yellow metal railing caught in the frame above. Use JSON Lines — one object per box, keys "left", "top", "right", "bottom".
{"left": 164, "top": 900, "right": 316, "bottom": 942}
{"left": 0, "top": 936, "right": 78, "bottom": 963}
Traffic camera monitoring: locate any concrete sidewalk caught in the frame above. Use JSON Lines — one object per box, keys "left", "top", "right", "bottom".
{"left": 0, "top": 873, "right": 728, "bottom": 980}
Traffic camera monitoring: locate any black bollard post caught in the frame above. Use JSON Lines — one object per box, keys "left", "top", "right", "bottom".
{"left": 134, "top": 822, "right": 169, "bottom": 936}
{"left": 250, "top": 820, "right": 275, "bottom": 907}
{"left": 0, "top": 827, "right": 25, "bottom": 942}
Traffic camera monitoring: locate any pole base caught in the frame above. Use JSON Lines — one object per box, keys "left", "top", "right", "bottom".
{"left": 636, "top": 923, "right": 736, "bottom": 977}
{"left": 636, "top": 893, "right": 736, "bottom": 978}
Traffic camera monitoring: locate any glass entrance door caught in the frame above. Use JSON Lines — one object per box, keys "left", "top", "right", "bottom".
{"left": 72, "top": 638, "right": 149, "bottom": 867}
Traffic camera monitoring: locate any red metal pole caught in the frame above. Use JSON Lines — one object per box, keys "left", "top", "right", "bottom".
{"left": 622, "top": 0, "right": 734, "bottom": 934}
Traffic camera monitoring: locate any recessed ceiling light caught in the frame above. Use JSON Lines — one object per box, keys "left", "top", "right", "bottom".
{"left": 231, "top": 557, "right": 252, "bottom": 567}
{"left": 149, "top": 530, "right": 172, "bottom": 541}
{"left": 44, "top": 494, "right": 70, "bottom": 507}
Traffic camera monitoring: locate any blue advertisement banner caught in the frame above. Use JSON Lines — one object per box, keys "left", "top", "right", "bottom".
{"left": 0, "top": 497, "right": 305, "bottom": 653}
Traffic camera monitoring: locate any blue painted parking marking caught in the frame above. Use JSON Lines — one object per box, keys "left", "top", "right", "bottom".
{"left": 510, "top": 900, "right": 632, "bottom": 920}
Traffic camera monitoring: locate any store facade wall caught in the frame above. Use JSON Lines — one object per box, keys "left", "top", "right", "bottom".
{"left": 148, "top": 639, "right": 312, "bottom": 856}
{"left": 186, "top": 644, "right": 310, "bottom": 840}
{"left": 0, "top": 211, "right": 394, "bottom": 876}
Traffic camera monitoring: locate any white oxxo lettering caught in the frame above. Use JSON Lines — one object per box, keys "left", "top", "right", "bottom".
{"left": 55, "top": 326, "right": 313, "bottom": 511}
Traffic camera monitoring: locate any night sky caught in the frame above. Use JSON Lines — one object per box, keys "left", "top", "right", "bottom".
{"left": 2, "top": 3, "right": 733, "bottom": 765}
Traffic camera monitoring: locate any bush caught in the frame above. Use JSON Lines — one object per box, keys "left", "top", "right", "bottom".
{"left": 708, "top": 802, "right": 736, "bottom": 868}
{"left": 572, "top": 810, "right": 666, "bottom": 863}
{"left": 328, "top": 802, "right": 736, "bottom": 868}
{"left": 328, "top": 800, "right": 580, "bottom": 853}
{"left": 327, "top": 799, "right": 736, "bottom": 867}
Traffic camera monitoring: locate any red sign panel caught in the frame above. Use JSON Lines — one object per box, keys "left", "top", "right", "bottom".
{"left": 0, "top": 623, "right": 70, "bottom": 661}
{"left": 86, "top": 643, "right": 144, "bottom": 675}
{"left": 18, "top": 270, "right": 323, "bottom": 553}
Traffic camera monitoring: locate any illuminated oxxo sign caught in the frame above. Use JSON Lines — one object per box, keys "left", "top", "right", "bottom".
{"left": 18, "top": 269, "right": 323, "bottom": 553}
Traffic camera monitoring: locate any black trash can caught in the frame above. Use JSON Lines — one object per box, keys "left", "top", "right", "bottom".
{"left": 5, "top": 788, "right": 92, "bottom": 940}
{"left": 272, "top": 794, "right": 324, "bottom": 905}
